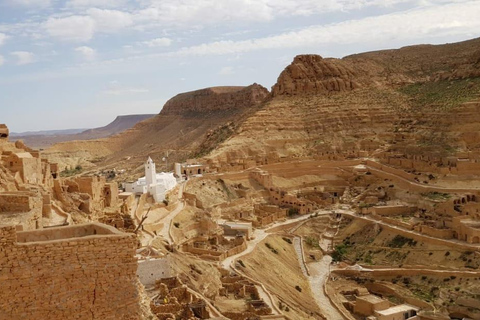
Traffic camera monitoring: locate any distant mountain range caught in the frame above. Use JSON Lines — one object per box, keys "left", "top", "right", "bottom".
{"left": 10, "top": 129, "right": 88, "bottom": 137}
{"left": 11, "top": 114, "right": 156, "bottom": 149}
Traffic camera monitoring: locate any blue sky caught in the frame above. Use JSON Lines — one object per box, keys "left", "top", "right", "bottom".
{"left": 0, "top": 0, "right": 479, "bottom": 132}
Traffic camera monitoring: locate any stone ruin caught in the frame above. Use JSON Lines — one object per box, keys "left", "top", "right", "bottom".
{"left": 151, "top": 276, "right": 210, "bottom": 320}
{"left": 0, "top": 124, "right": 8, "bottom": 139}
{"left": 0, "top": 223, "right": 141, "bottom": 320}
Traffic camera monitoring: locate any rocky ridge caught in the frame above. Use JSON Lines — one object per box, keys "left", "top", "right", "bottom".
{"left": 161, "top": 84, "right": 269, "bottom": 116}
{"left": 271, "top": 55, "right": 366, "bottom": 96}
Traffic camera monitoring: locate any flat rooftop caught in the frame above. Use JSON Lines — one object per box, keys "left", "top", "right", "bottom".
{"left": 375, "top": 304, "right": 419, "bottom": 316}
{"left": 222, "top": 222, "right": 252, "bottom": 229}
{"left": 0, "top": 211, "right": 36, "bottom": 228}
{"left": 357, "top": 294, "right": 386, "bottom": 304}
{"left": 16, "top": 222, "right": 125, "bottom": 243}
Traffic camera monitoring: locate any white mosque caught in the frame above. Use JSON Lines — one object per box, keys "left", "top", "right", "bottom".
{"left": 124, "top": 157, "right": 177, "bottom": 202}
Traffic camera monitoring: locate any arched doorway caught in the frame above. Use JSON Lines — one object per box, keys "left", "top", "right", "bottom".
{"left": 472, "top": 236, "right": 480, "bottom": 244}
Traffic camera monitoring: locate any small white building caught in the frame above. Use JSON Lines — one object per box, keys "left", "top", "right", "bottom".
{"left": 124, "top": 157, "right": 177, "bottom": 202}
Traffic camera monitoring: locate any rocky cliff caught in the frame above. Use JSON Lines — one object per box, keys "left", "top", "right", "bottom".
{"left": 271, "top": 55, "right": 366, "bottom": 96}
{"left": 208, "top": 37, "right": 480, "bottom": 170}
{"left": 44, "top": 83, "right": 270, "bottom": 172}
{"left": 161, "top": 84, "right": 269, "bottom": 116}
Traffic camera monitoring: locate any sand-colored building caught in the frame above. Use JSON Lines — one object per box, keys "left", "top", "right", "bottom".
{"left": 0, "top": 223, "right": 141, "bottom": 319}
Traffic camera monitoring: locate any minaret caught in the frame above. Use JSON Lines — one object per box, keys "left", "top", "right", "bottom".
{"left": 145, "top": 157, "right": 156, "bottom": 186}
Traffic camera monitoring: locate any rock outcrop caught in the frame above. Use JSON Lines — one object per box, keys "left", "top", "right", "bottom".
{"left": 272, "top": 55, "right": 363, "bottom": 96}
{"left": 161, "top": 84, "right": 269, "bottom": 116}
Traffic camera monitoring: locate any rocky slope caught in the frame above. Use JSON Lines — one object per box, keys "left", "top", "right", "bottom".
{"left": 207, "top": 37, "right": 480, "bottom": 168}
{"left": 43, "top": 37, "right": 480, "bottom": 176}
{"left": 44, "top": 84, "right": 270, "bottom": 173}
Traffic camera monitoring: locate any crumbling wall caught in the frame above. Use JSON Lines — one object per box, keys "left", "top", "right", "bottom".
{"left": 0, "top": 223, "right": 141, "bottom": 320}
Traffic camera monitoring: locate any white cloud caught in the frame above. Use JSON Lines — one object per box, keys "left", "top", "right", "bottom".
{"left": 6, "top": 0, "right": 51, "bottom": 7}
{"left": 87, "top": 8, "right": 133, "bottom": 33}
{"left": 10, "top": 51, "right": 35, "bottom": 65}
{"left": 75, "top": 46, "right": 96, "bottom": 61}
{"left": 66, "top": 0, "right": 126, "bottom": 8}
{"left": 102, "top": 80, "right": 149, "bottom": 95}
{"left": 44, "top": 16, "right": 96, "bottom": 42}
{"left": 0, "top": 33, "right": 8, "bottom": 46}
{"left": 135, "top": 0, "right": 420, "bottom": 28}
{"left": 0, "top": 55, "right": 4, "bottom": 66}
{"left": 172, "top": 1, "right": 480, "bottom": 56}
{"left": 143, "top": 37, "right": 172, "bottom": 47}
{"left": 103, "top": 87, "right": 149, "bottom": 95}
{"left": 218, "top": 66, "right": 234, "bottom": 75}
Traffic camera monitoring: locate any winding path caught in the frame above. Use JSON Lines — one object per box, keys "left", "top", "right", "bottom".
{"left": 309, "top": 256, "right": 345, "bottom": 320}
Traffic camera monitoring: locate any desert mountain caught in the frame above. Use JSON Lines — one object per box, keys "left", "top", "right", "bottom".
{"left": 12, "top": 114, "right": 155, "bottom": 149}
{"left": 44, "top": 84, "right": 269, "bottom": 173}
{"left": 43, "top": 37, "right": 480, "bottom": 177}
{"left": 207, "top": 38, "right": 480, "bottom": 168}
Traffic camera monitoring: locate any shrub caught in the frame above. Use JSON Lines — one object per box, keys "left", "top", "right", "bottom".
{"left": 295, "top": 285, "right": 302, "bottom": 292}
{"left": 288, "top": 208, "right": 299, "bottom": 216}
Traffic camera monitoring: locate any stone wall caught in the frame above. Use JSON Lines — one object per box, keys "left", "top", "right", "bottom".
{"left": 0, "top": 223, "right": 141, "bottom": 320}
{"left": 0, "top": 191, "right": 43, "bottom": 230}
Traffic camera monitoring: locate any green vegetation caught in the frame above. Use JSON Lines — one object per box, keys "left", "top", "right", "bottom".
{"left": 421, "top": 192, "right": 451, "bottom": 201}
{"left": 358, "top": 202, "right": 375, "bottom": 209}
{"left": 363, "top": 251, "right": 373, "bottom": 264}
{"left": 60, "top": 165, "right": 82, "bottom": 177}
{"left": 386, "top": 235, "right": 417, "bottom": 248}
{"left": 304, "top": 236, "right": 320, "bottom": 249}
{"left": 265, "top": 242, "right": 279, "bottom": 254}
{"left": 287, "top": 208, "right": 299, "bottom": 216}
{"left": 332, "top": 243, "right": 349, "bottom": 262}
{"left": 173, "top": 222, "right": 180, "bottom": 228}
{"left": 398, "top": 78, "right": 480, "bottom": 111}
{"left": 282, "top": 237, "right": 293, "bottom": 244}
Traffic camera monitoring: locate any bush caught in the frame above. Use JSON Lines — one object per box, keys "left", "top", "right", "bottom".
{"left": 288, "top": 208, "right": 299, "bottom": 216}
{"left": 332, "top": 243, "right": 349, "bottom": 262}
{"left": 295, "top": 285, "right": 302, "bottom": 292}
{"left": 173, "top": 222, "right": 180, "bottom": 228}
{"left": 387, "top": 235, "right": 417, "bottom": 248}
{"left": 282, "top": 237, "right": 293, "bottom": 244}
{"left": 305, "top": 236, "right": 320, "bottom": 248}
{"left": 265, "top": 243, "right": 279, "bottom": 254}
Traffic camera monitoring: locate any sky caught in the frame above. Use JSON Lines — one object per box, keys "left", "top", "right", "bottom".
{"left": 0, "top": 0, "right": 479, "bottom": 132}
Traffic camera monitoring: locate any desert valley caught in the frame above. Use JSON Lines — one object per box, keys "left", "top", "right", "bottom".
{"left": 1, "top": 37, "right": 480, "bottom": 320}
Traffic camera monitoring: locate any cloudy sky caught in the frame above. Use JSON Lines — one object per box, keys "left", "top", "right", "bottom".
{"left": 1, "top": 0, "right": 479, "bottom": 132}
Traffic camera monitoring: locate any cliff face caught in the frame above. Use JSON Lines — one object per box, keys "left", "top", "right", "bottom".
{"left": 271, "top": 55, "right": 366, "bottom": 96}
{"left": 161, "top": 84, "right": 269, "bottom": 116}
{"left": 208, "top": 38, "right": 480, "bottom": 168}
{"left": 45, "top": 83, "right": 270, "bottom": 171}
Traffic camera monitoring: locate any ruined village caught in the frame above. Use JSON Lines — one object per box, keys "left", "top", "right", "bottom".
{"left": 2, "top": 36, "right": 480, "bottom": 320}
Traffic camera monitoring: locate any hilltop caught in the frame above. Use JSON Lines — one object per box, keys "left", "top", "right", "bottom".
{"left": 42, "top": 37, "right": 480, "bottom": 179}
{"left": 43, "top": 84, "right": 269, "bottom": 173}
